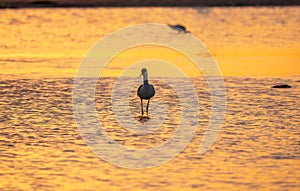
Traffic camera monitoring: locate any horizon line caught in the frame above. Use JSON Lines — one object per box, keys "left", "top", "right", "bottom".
{"left": 1, "top": 0, "right": 300, "bottom": 9}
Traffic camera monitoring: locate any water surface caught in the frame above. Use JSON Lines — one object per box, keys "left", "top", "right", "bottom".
{"left": 0, "top": 6, "right": 299, "bottom": 191}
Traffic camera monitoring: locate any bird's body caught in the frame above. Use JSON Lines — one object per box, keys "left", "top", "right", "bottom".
{"left": 168, "top": 24, "right": 190, "bottom": 33}
{"left": 137, "top": 68, "right": 155, "bottom": 116}
{"left": 137, "top": 83, "right": 155, "bottom": 100}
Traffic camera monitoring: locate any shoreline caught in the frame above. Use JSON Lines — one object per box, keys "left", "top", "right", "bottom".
{"left": 0, "top": 0, "right": 300, "bottom": 8}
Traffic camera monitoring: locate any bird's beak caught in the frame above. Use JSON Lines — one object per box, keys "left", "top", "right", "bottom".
{"left": 138, "top": 71, "right": 144, "bottom": 78}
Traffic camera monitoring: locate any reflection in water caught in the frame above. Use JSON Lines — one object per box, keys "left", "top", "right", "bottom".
{"left": 0, "top": 77, "right": 299, "bottom": 190}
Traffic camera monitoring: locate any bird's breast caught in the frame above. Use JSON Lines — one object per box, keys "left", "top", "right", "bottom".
{"left": 138, "top": 84, "right": 155, "bottom": 99}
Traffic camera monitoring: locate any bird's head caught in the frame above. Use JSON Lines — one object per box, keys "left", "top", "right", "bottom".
{"left": 139, "top": 68, "right": 147, "bottom": 77}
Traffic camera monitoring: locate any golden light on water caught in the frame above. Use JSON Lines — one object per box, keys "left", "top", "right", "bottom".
{"left": 215, "top": 46, "right": 300, "bottom": 76}
{"left": 100, "top": 45, "right": 203, "bottom": 77}
{"left": 1, "top": 6, "right": 300, "bottom": 191}
{"left": 0, "top": 7, "right": 299, "bottom": 78}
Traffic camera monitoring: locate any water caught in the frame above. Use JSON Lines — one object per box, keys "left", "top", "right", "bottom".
{"left": 0, "top": 6, "right": 300, "bottom": 191}
{"left": 1, "top": 6, "right": 299, "bottom": 77}
{"left": 1, "top": 77, "right": 299, "bottom": 190}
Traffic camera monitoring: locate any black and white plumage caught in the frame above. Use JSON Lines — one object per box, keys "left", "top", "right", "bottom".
{"left": 168, "top": 24, "right": 190, "bottom": 33}
{"left": 137, "top": 68, "right": 155, "bottom": 116}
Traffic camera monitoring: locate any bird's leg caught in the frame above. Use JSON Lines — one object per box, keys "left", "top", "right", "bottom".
{"left": 146, "top": 99, "right": 150, "bottom": 116}
{"left": 140, "top": 98, "right": 144, "bottom": 116}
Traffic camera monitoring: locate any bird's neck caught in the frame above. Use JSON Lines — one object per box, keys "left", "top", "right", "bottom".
{"left": 143, "top": 80, "right": 149, "bottom": 85}
{"left": 143, "top": 72, "right": 148, "bottom": 84}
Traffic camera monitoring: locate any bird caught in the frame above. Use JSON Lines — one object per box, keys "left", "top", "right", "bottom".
{"left": 137, "top": 68, "right": 155, "bottom": 117}
{"left": 168, "top": 24, "right": 190, "bottom": 33}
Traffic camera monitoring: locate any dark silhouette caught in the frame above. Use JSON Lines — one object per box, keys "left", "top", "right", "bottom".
{"left": 1, "top": 0, "right": 299, "bottom": 8}
{"left": 137, "top": 68, "right": 155, "bottom": 116}
{"left": 272, "top": 84, "right": 292, "bottom": 88}
{"left": 168, "top": 24, "right": 190, "bottom": 33}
